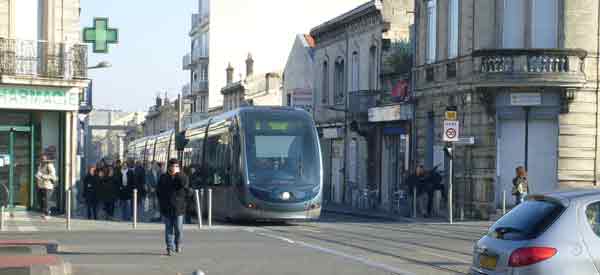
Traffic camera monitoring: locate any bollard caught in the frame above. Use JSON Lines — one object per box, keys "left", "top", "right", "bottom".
{"left": 412, "top": 186, "right": 417, "bottom": 218}
{"left": 194, "top": 189, "right": 202, "bottom": 229}
{"left": 502, "top": 190, "right": 507, "bottom": 216}
{"left": 208, "top": 188, "right": 212, "bottom": 227}
{"left": 66, "top": 189, "right": 71, "bottom": 231}
{"left": 133, "top": 189, "right": 138, "bottom": 229}
{"left": 0, "top": 206, "right": 4, "bottom": 231}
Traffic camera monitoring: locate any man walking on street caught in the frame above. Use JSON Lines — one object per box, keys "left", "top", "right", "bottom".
{"left": 157, "top": 159, "right": 189, "bottom": 256}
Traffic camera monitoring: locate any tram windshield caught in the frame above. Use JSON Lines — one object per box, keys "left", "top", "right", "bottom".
{"left": 243, "top": 111, "right": 321, "bottom": 190}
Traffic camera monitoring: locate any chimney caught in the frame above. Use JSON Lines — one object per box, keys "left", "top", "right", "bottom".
{"left": 246, "top": 53, "right": 254, "bottom": 76}
{"left": 226, "top": 63, "right": 234, "bottom": 84}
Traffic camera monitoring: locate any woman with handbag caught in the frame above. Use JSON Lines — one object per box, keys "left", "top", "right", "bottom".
{"left": 36, "top": 154, "right": 57, "bottom": 220}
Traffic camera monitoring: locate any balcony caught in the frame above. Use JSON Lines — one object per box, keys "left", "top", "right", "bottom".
{"left": 190, "top": 13, "right": 210, "bottom": 35}
{"left": 182, "top": 83, "right": 191, "bottom": 98}
{"left": 191, "top": 50, "right": 208, "bottom": 64}
{"left": 182, "top": 53, "right": 192, "bottom": 70}
{"left": 0, "top": 38, "right": 88, "bottom": 87}
{"left": 472, "top": 48, "right": 587, "bottom": 88}
{"left": 191, "top": 80, "right": 208, "bottom": 93}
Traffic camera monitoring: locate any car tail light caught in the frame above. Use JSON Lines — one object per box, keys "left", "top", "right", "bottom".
{"left": 509, "top": 247, "right": 557, "bottom": 267}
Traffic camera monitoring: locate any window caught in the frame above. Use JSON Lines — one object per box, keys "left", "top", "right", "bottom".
{"left": 369, "top": 46, "right": 377, "bottom": 90}
{"left": 287, "top": 93, "right": 292, "bottom": 106}
{"left": 321, "top": 61, "right": 329, "bottom": 104}
{"left": 426, "top": 0, "right": 437, "bottom": 63}
{"left": 586, "top": 202, "right": 600, "bottom": 237}
{"left": 351, "top": 51, "right": 359, "bottom": 92}
{"left": 488, "top": 199, "right": 565, "bottom": 240}
{"left": 532, "top": 0, "right": 558, "bottom": 48}
{"left": 334, "top": 58, "right": 345, "bottom": 104}
{"left": 502, "top": 0, "right": 558, "bottom": 48}
{"left": 502, "top": 0, "right": 525, "bottom": 48}
{"left": 448, "top": 0, "right": 459, "bottom": 58}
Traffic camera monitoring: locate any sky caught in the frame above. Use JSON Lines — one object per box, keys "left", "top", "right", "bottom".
{"left": 81, "top": 1, "right": 195, "bottom": 112}
{"left": 82, "top": 0, "right": 367, "bottom": 111}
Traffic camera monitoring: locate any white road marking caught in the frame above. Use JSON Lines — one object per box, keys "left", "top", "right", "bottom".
{"left": 248, "top": 228, "right": 416, "bottom": 275}
{"left": 17, "top": 226, "right": 38, "bottom": 232}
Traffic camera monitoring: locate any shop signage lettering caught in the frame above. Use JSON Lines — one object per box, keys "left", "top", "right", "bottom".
{"left": 0, "top": 87, "right": 79, "bottom": 111}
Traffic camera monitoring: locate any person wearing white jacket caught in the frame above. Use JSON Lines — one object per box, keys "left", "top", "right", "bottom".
{"left": 36, "top": 154, "right": 57, "bottom": 220}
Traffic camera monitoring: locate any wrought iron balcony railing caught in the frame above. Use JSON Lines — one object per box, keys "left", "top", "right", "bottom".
{"left": 0, "top": 38, "right": 88, "bottom": 80}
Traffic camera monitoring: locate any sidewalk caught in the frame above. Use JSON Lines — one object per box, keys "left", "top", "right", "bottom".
{"left": 322, "top": 203, "right": 480, "bottom": 224}
{"left": 0, "top": 211, "right": 232, "bottom": 232}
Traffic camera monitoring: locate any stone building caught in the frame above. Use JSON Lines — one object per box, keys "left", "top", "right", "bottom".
{"left": 310, "top": 0, "right": 413, "bottom": 210}
{"left": 413, "top": 0, "right": 597, "bottom": 218}
{"left": 283, "top": 34, "right": 316, "bottom": 114}
{"left": 0, "top": 0, "right": 89, "bottom": 212}
{"left": 143, "top": 95, "right": 184, "bottom": 136}
{"left": 183, "top": 0, "right": 210, "bottom": 115}
{"left": 221, "top": 54, "right": 283, "bottom": 112}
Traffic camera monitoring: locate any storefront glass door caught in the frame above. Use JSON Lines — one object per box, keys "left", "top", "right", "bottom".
{"left": 0, "top": 127, "right": 34, "bottom": 209}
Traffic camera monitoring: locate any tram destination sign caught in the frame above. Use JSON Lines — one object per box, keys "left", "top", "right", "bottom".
{"left": 0, "top": 86, "right": 79, "bottom": 111}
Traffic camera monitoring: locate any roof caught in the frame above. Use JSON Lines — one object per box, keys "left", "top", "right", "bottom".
{"left": 545, "top": 189, "right": 600, "bottom": 201}
{"left": 310, "top": 1, "right": 379, "bottom": 37}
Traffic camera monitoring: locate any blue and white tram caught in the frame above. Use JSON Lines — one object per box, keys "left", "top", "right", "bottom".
{"left": 127, "top": 107, "right": 323, "bottom": 221}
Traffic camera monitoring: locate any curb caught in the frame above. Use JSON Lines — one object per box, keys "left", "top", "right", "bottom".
{"left": 0, "top": 256, "right": 71, "bottom": 275}
{"left": 0, "top": 240, "right": 60, "bottom": 254}
{"left": 0, "top": 245, "right": 47, "bottom": 256}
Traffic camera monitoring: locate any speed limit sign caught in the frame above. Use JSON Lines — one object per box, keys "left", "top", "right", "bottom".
{"left": 443, "top": 120, "right": 460, "bottom": 142}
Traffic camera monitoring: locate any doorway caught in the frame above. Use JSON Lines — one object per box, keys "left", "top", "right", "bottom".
{"left": 0, "top": 126, "right": 34, "bottom": 210}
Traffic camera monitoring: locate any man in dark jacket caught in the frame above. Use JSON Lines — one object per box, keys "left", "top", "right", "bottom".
{"left": 134, "top": 161, "right": 147, "bottom": 221}
{"left": 83, "top": 166, "right": 98, "bottom": 220}
{"left": 157, "top": 159, "right": 189, "bottom": 256}
{"left": 406, "top": 165, "right": 427, "bottom": 216}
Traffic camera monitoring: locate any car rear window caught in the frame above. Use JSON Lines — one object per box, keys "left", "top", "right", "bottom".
{"left": 489, "top": 199, "right": 565, "bottom": 240}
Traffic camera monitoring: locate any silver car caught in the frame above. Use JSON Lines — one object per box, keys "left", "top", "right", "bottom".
{"left": 470, "top": 190, "right": 600, "bottom": 275}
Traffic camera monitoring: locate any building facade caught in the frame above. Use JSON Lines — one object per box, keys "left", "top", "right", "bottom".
{"left": 221, "top": 55, "right": 283, "bottom": 112}
{"left": 183, "top": 0, "right": 210, "bottom": 115}
{"left": 0, "top": 0, "right": 88, "bottom": 212}
{"left": 283, "top": 34, "right": 316, "bottom": 114}
{"left": 311, "top": 0, "right": 413, "bottom": 211}
{"left": 413, "top": 0, "right": 598, "bottom": 219}
{"left": 143, "top": 96, "right": 181, "bottom": 137}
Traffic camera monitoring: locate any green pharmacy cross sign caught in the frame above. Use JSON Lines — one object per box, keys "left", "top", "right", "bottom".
{"left": 83, "top": 17, "right": 119, "bottom": 53}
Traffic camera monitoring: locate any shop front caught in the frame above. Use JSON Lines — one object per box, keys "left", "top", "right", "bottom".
{"left": 0, "top": 85, "right": 81, "bottom": 213}
{"left": 368, "top": 103, "right": 412, "bottom": 214}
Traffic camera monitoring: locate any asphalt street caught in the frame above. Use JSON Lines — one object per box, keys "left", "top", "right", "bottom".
{"left": 0, "top": 211, "right": 492, "bottom": 275}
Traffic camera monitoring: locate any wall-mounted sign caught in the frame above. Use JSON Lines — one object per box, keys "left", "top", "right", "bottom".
{"left": 291, "top": 88, "right": 313, "bottom": 115}
{"left": 322, "top": 128, "right": 342, "bottom": 139}
{"left": 83, "top": 17, "right": 119, "bottom": 54}
{"left": 510, "top": 93, "right": 542, "bottom": 106}
{"left": 0, "top": 86, "right": 79, "bottom": 111}
{"left": 368, "top": 104, "right": 413, "bottom": 122}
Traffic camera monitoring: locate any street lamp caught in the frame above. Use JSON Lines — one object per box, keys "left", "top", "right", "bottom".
{"left": 87, "top": 61, "right": 112, "bottom": 70}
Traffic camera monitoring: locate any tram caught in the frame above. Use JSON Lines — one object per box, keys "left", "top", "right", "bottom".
{"left": 127, "top": 106, "right": 323, "bottom": 221}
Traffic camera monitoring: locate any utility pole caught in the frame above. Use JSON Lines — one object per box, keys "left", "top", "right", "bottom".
{"left": 176, "top": 93, "right": 183, "bottom": 160}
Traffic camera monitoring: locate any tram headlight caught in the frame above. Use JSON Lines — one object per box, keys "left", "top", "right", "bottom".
{"left": 281, "top": 192, "right": 291, "bottom": 201}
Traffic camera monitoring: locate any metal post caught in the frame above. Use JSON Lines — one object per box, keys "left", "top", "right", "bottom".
{"left": 448, "top": 144, "right": 454, "bottom": 224}
{"left": 0, "top": 206, "right": 4, "bottom": 231}
{"left": 66, "top": 189, "right": 71, "bottom": 231}
{"left": 194, "top": 189, "right": 202, "bottom": 228}
{"left": 502, "top": 190, "right": 507, "bottom": 216}
{"left": 412, "top": 186, "right": 417, "bottom": 218}
{"left": 133, "top": 189, "right": 138, "bottom": 229}
{"left": 208, "top": 188, "right": 212, "bottom": 227}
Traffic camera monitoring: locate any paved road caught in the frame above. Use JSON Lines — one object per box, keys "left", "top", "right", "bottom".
{"left": 0, "top": 211, "right": 491, "bottom": 275}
